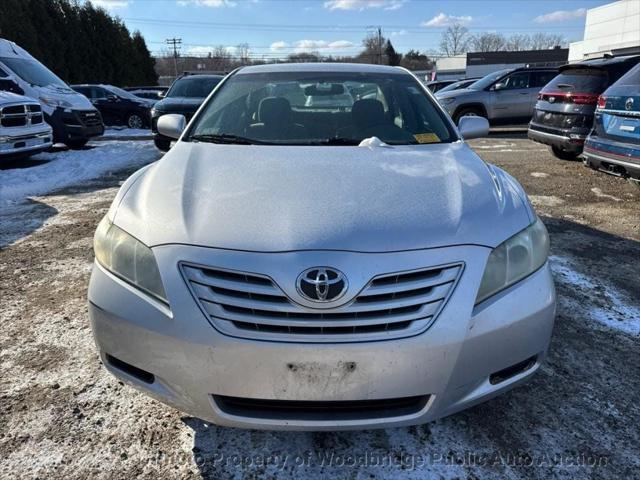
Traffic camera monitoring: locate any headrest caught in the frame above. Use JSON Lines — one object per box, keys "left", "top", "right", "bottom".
{"left": 258, "top": 97, "right": 291, "bottom": 124}
{"left": 351, "top": 99, "right": 385, "bottom": 128}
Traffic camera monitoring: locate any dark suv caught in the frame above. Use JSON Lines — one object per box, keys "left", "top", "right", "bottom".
{"left": 151, "top": 74, "right": 223, "bottom": 151}
{"left": 72, "top": 84, "right": 154, "bottom": 129}
{"left": 528, "top": 55, "right": 640, "bottom": 160}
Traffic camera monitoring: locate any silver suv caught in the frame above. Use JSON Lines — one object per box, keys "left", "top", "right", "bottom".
{"left": 436, "top": 67, "right": 557, "bottom": 124}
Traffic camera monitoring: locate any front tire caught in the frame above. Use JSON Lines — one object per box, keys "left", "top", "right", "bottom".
{"left": 127, "top": 113, "right": 144, "bottom": 129}
{"left": 551, "top": 145, "right": 579, "bottom": 161}
{"left": 454, "top": 107, "right": 485, "bottom": 125}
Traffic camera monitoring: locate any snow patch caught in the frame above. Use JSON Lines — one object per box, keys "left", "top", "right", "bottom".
{"left": 529, "top": 195, "right": 564, "bottom": 207}
{"left": 590, "top": 188, "right": 621, "bottom": 202}
{"left": 102, "top": 127, "right": 152, "bottom": 138}
{"left": 550, "top": 255, "right": 640, "bottom": 336}
{"left": 0, "top": 141, "right": 160, "bottom": 205}
{"left": 530, "top": 172, "right": 549, "bottom": 178}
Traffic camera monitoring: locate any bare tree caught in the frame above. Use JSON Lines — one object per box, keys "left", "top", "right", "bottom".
{"left": 529, "top": 32, "right": 564, "bottom": 50}
{"left": 470, "top": 32, "right": 506, "bottom": 52}
{"left": 439, "top": 23, "right": 470, "bottom": 56}
{"left": 506, "top": 34, "right": 531, "bottom": 51}
{"left": 236, "top": 43, "right": 250, "bottom": 65}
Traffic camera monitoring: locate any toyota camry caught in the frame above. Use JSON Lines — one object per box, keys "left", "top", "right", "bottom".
{"left": 88, "top": 63, "right": 556, "bottom": 430}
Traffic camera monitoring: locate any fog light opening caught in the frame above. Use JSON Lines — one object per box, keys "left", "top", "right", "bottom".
{"left": 489, "top": 355, "right": 537, "bottom": 385}
{"left": 106, "top": 354, "right": 155, "bottom": 384}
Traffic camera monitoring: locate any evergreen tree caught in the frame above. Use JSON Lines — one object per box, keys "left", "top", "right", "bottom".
{"left": 0, "top": 0, "right": 158, "bottom": 86}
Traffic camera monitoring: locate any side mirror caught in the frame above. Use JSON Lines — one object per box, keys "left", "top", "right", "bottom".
{"left": 158, "top": 91, "right": 166, "bottom": 98}
{"left": 491, "top": 82, "right": 506, "bottom": 91}
{"left": 107, "top": 95, "right": 119, "bottom": 102}
{"left": 458, "top": 115, "right": 489, "bottom": 140}
{"left": 157, "top": 114, "right": 186, "bottom": 140}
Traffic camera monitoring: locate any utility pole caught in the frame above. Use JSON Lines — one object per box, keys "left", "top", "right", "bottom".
{"left": 165, "top": 38, "right": 182, "bottom": 78}
{"left": 377, "top": 27, "right": 383, "bottom": 65}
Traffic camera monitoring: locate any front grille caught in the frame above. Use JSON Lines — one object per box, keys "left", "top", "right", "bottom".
{"left": 533, "top": 110, "right": 591, "bottom": 129}
{"left": 182, "top": 262, "right": 462, "bottom": 342}
{"left": 0, "top": 103, "right": 43, "bottom": 128}
{"left": 78, "top": 110, "right": 103, "bottom": 127}
{"left": 213, "top": 394, "right": 430, "bottom": 421}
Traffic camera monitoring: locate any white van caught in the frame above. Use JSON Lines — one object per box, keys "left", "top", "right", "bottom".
{"left": 0, "top": 39, "right": 104, "bottom": 148}
{"left": 0, "top": 91, "right": 52, "bottom": 160}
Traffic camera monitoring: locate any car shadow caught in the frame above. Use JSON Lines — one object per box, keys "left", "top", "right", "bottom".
{"left": 0, "top": 198, "right": 58, "bottom": 249}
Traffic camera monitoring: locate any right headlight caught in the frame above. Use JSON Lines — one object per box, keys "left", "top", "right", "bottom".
{"left": 475, "top": 218, "right": 550, "bottom": 305}
{"left": 94, "top": 216, "right": 168, "bottom": 304}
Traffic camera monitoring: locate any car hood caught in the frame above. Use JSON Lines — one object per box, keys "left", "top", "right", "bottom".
{"left": 154, "top": 97, "right": 204, "bottom": 112}
{"left": 113, "top": 141, "right": 533, "bottom": 252}
{"left": 436, "top": 88, "right": 477, "bottom": 100}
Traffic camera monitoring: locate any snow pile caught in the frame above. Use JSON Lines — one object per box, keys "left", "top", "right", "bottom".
{"left": 0, "top": 141, "right": 160, "bottom": 205}
{"left": 550, "top": 255, "right": 640, "bottom": 336}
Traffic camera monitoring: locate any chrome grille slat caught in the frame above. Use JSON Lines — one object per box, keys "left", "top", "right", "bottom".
{"left": 181, "top": 262, "right": 463, "bottom": 342}
{"left": 201, "top": 300, "right": 441, "bottom": 328}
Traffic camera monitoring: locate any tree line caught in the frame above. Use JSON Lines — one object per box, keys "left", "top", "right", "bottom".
{"left": 0, "top": 0, "right": 157, "bottom": 86}
{"left": 440, "top": 24, "right": 566, "bottom": 56}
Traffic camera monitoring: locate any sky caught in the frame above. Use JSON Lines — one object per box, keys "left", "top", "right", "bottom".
{"left": 89, "top": 0, "right": 612, "bottom": 59}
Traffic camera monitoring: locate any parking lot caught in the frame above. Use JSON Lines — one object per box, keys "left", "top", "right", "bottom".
{"left": 1, "top": 133, "right": 639, "bottom": 479}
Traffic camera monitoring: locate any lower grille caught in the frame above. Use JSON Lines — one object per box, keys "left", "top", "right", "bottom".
{"left": 213, "top": 395, "right": 430, "bottom": 421}
{"left": 182, "top": 262, "right": 463, "bottom": 342}
{"left": 533, "top": 110, "right": 591, "bottom": 129}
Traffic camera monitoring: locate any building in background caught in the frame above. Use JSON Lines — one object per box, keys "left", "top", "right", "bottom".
{"left": 569, "top": 0, "right": 640, "bottom": 61}
{"left": 433, "top": 49, "right": 569, "bottom": 80}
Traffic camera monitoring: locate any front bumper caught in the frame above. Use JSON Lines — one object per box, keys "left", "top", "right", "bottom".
{"left": 45, "top": 107, "right": 104, "bottom": 143}
{"left": 88, "top": 244, "right": 556, "bottom": 430}
{"left": 528, "top": 123, "right": 587, "bottom": 152}
{"left": 0, "top": 126, "right": 52, "bottom": 158}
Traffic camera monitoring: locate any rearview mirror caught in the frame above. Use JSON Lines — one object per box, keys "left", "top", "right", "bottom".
{"left": 157, "top": 114, "right": 186, "bottom": 140}
{"left": 458, "top": 115, "right": 489, "bottom": 140}
{"left": 304, "top": 83, "right": 344, "bottom": 96}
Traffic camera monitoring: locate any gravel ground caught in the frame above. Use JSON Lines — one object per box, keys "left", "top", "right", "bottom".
{"left": 1, "top": 135, "right": 639, "bottom": 479}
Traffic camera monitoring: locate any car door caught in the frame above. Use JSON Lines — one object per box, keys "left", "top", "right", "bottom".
{"left": 91, "top": 86, "right": 119, "bottom": 125}
{"left": 490, "top": 72, "right": 532, "bottom": 122}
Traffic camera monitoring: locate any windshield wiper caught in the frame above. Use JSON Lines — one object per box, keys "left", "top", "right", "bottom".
{"left": 189, "top": 133, "right": 268, "bottom": 145}
{"left": 311, "top": 137, "right": 361, "bottom": 146}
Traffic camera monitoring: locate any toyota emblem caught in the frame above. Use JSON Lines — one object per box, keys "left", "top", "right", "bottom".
{"left": 296, "top": 267, "right": 348, "bottom": 302}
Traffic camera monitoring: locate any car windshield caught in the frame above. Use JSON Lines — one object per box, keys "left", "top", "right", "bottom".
{"left": 187, "top": 70, "right": 457, "bottom": 146}
{"left": 611, "top": 64, "right": 639, "bottom": 88}
{"left": 0, "top": 56, "right": 67, "bottom": 88}
{"left": 467, "top": 69, "right": 511, "bottom": 90}
{"left": 106, "top": 85, "right": 144, "bottom": 101}
{"left": 438, "top": 80, "right": 472, "bottom": 93}
{"left": 167, "top": 76, "right": 221, "bottom": 98}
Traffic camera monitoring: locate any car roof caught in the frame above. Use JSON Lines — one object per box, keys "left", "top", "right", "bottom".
{"left": 177, "top": 74, "right": 224, "bottom": 80}
{"left": 561, "top": 55, "right": 640, "bottom": 71}
{"left": 236, "top": 62, "right": 407, "bottom": 75}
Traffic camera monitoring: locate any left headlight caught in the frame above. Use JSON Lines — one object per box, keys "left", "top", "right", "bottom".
{"left": 94, "top": 216, "right": 168, "bottom": 303}
{"left": 475, "top": 218, "right": 550, "bottom": 305}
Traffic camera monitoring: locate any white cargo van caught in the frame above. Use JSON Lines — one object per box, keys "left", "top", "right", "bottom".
{"left": 0, "top": 39, "right": 104, "bottom": 148}
{"left": 0, "top": 91, "right": 52, "bottom": 160}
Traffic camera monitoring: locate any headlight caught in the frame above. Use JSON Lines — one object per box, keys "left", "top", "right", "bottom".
{"left": 39, "top": 96, "right": 73, "bottom": 108}
{"left": 94, "top": 216, "right": 168, "bottom": 303}
{"left": 475, "top": 218, "right": 549, "bottom": 305}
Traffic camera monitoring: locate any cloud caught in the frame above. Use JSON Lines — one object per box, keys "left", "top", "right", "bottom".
{"left": 294, "top": 39, "right": 356, "bottom": 53}
{"left": 534, "top": 8, "right": 587, "bottom": 23}
{"left": 177, "top": 0, "right": 236, "bottom": 7}
{"left": 270, "top": 41, "right": 289, "bottom": 52}
{"left": 324, "top": 0, "right": 405, "bottom": 11}
{"left": 391, "top": 29, "right": 408, "bottom": 36}
{"left": 421, "top": 12, "right": 473, "bottom": 27}
{"left": 89, "top": 0, "right": 129, "bottom": 8}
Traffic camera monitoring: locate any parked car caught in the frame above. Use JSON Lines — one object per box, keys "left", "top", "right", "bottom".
{"left": 0, "top": 91, "right": 52, "bottom": 160}
{"left": 0, "top": 38, "right": 103, "bottom": 148}
{"left": 88, "top": 63, "right": 555, "bottom": 431}
{"left": 425, "top": 79, "right": 456, "bottom": 93}
{"left": 436, "top": 67, "right": 558, "bottom": 124}
{"left": 72, "top": 84, "right": 154, "bottom": 129}
{"left": 583, "top": 64, "right": 640, "bottom": 187}
{"left": 436, "top": 78, "right": 480, "bottom": 94}
{"left": 151, "top": 74, "right": 223, "bottom": 151}
{"left": 528, "top": 55, "right": 640, "bottom": 160}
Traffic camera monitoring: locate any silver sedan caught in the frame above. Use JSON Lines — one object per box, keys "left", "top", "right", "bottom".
{"left": 88, "top": 63, "right": 555, "bottom": 430}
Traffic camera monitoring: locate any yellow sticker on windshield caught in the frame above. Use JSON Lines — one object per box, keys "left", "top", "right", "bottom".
{"left": 414, "top": 133, "right": 440, "bottom": 144}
